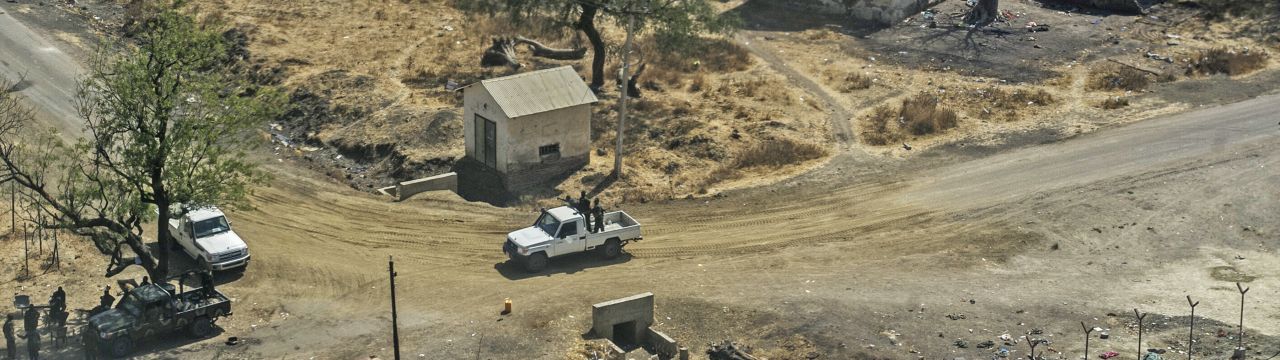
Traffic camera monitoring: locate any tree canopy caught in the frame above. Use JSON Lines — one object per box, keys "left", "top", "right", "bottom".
{"left": 0, "top": 7, "right": 282, "bottom": 279}
{"left": 457, "top": 0, "right": 738, "bottom": 92}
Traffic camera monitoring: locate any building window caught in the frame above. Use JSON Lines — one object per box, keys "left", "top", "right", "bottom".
{"left": 539, "top": 143, "right": 561, "bottom": 161}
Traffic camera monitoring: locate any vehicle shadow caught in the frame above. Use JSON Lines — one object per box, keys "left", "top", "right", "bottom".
{"left": 149, "top": 243, "right": 246, "bottom": 286}
{"left": 495, "top": 252, "right": 633, "bottom": 280}
{"left": 120, "top": 325, "right": 228, "bottom": 358}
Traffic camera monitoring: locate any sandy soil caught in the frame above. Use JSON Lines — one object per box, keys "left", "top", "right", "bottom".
{"left": 1, "top": 1, "right": 1279, "bottom": 360}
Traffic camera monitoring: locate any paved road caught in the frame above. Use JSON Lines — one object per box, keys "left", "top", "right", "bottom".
{"left": 0, "top": 8, "right": 86, "bottom": 139}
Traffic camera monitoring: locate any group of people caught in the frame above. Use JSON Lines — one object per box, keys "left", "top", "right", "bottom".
{"left": 4, "top": 287, "right": 69, "bottom": 360}
{"left": 565, "top": 191, "right": 606, "bottom": 233}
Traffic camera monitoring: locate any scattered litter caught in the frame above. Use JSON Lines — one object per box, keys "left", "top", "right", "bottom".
{"left": 1101, "top": 351, "right": 1120, "bottom": 359}
{"left": 977, "top": 340, "right": 995, "bottom": 349}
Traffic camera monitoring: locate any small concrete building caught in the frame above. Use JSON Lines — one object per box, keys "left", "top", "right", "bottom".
{"left": 461, "top": 66, "right": 598, "bottom": 191}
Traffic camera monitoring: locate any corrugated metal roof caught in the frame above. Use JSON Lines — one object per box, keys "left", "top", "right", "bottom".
{"left": 475, "top": 66, "right": 599, "bottom": 118}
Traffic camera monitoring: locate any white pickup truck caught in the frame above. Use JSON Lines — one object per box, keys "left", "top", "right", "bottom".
{"left": 167, "top": 207, "right": 250, "bottom": 271}
{"left": 503, "top": 206, "right": 642, "bottom": 272}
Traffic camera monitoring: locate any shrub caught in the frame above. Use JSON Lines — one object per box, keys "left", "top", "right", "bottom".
{"left": 838, "top": 72, "right": 873, "bottom": 93}
{"left": 1100, "top": 96, "right": 1130, "bottom": 109}
{"left": 900, "top": 94, "right": 958, "bottom": 136}
{"left": 732, "top": 138, "right": 827, "bottom": 169}
{"left": 1187, "top": 48, "right": 1269, "bottom": 76}
{"left": 1089, "top": 65, "right": 1151, "bottom": 91}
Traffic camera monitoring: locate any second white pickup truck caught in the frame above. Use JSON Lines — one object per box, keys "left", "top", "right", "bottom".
{"left": 167, "top": 207, "right": 250, "bottom": 272}
{"left": 503, "top": 206, "right": 642, "bottom": 272}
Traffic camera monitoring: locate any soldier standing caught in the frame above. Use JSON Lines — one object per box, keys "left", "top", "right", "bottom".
{"left": 98, "top": 287, "right": 115, "bottom": 312}
{"left": 592, "top": 199, "right": 604, "bottom": 233}
{"left": 22, "top": 307, "right": 38, "bottom": 360}
{"left": 3, "top": 314, "right": 15, "bottom": 360}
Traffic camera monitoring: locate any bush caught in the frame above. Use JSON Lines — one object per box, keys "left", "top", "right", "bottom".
{"left": 1100, "top": 96, "right": 1130, "bottom": 109}
{"left": 860, "top": 106, "right": 901, "bottom": 146}
{"left": 1089, "top": 65, "right": 1151, "bottom": 91}
{"left": 1187, "top": 48, "right": 1269, "bottom": 76}
{"left": 838, "top": 72, "right": 873, "bottom": 93}
{"left": 732, "top": 137, "right": 827, "bottom": 169}
{"left": 900, "top": 94, "right": 958, "bottom": 136}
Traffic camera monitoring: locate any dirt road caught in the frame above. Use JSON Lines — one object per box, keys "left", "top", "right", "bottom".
{"left": 3, "top": 8, "right": 1279, "bottom": 359}
{"left": 0, "top": 8, "right": 84, "bottom": 140}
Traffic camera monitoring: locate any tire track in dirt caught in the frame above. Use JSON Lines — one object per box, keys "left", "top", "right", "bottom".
{"left": 736, "top": 31, "right": 855, "bottom": 145}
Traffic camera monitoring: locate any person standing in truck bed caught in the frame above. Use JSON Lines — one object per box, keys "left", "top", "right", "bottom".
{"left": 593, "top": 199, "right": 604, "bottom": 233}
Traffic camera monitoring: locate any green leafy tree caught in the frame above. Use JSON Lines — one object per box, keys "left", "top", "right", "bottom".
{"left": 457, "top": 0, "right": 738, "bottom": 93}
{"left": 0, "top": 7, "right": 282, "bottom": 279}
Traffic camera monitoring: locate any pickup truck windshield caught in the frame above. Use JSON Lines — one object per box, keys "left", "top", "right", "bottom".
{"left": 534, "top": 212, "right": 559, "bottom": 236}
{"left": 193, "top": 216, "right": 231, "bottom": 238}
{"left": 118, "top": 293, "right": 142, "bottom": 317}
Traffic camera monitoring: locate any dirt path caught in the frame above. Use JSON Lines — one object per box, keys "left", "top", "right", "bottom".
{"left": 0, "top": 8, "right": 85, "bottom": 140}
{"left": 736, "top": 31, "right": 855, "bottom": 146}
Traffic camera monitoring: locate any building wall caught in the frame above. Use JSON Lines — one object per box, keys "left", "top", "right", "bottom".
{"left": 772, "top": 0, "right": 930, "bottom": 26}
{"left": 591, "top": 293, "right": 655, "bottom": 344}
{"left": 462, "top": 86, "right": 511, "bottom": 173}
{"left": 501, "top": 105, "right": 591, "bottom": 191}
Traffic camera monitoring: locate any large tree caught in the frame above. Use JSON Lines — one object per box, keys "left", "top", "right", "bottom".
{"left": 457, "top": 0, "right": 738, "bottom": 93}
{"left": 0, "top": 7, "right": 281, "bottom": 279}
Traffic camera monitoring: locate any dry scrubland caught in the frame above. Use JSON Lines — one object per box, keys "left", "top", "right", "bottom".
{"left": 752, "top": 0, "right": 1277, "bottom": 156}
{"left": 178, "top": 0, "right": 1278, "bottom": 202}
{"left": 185, "top": 0, "right": 830, "bottom": 203}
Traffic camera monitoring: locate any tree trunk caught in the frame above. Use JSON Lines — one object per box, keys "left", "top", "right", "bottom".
{"left": 155, "top": 199, "right": 171, "bottom": 280}
{"left": 964, "top": 0, "right": 999, "bottom": 27}
{"left": 576, "top": 4, "right": 605, "bottom": 93}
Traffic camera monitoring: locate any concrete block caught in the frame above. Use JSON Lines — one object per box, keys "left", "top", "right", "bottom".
{"left": 394, "top": 172, "right": 458, "bottom": 200}
{"left": 592, "top": 292, "right": 655, "bottom": 345}
{"left": 646, "top": 328, "right": 679, "bottom": 358}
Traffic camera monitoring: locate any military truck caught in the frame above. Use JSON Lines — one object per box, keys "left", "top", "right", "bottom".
{"left": 503, "top": 205, "right": 642, "bottom": 272}
{"left": 85, "top": 275, "right": 231, "bottom": 357}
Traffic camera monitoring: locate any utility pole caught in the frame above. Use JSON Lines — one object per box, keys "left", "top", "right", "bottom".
{"left": 1135, "top": 309, "right": 1147, "bottom": 360}
{"left": 1082, "top": 322, "right": 1094, "bottom": 360}
{"left": 612, "top": 14, "right": 635, "bottom": 179}
{"left": 389, "top": 256, "right": 401, "bottom": 360}
{"left": 1236, "top": 283, "right": 1249, "bottom": 350}
{"left": 1187, "top": 296, "right": 1199, "bottom": 360}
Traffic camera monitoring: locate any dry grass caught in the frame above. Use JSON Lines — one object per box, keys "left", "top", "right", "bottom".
{"left": 1089, "top": 64, "right": 1152, "bottom": 91}
{"left": 901, "top": 94, "right": 958, "bottom": 136}
{"left": 1100, "top": 96, "right": 1130, "bottom": 109}
{"left": 732, "top": 138, "right": 827, "bottom": 169}
{"left": 860, "top": 94, "right": 959, "bottom": 145}
{"left": 823, "top": 70, "right": 873, "bottom": 93}
{"left": 1187, "top": 48, "right": 1270, "bottom": 76}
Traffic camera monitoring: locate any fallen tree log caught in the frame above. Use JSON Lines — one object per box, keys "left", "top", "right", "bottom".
{"left": 481, "top": 37, "right": 522, "bottom": 69}
{"left": 514, "top": 36, "right": 587, "bottom": 60}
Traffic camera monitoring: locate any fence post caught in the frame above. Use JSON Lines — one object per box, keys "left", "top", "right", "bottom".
{"left": 1236, "top": 283, "right": 1249, "bottom": 355}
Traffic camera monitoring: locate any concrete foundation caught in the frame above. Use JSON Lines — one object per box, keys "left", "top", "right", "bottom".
{"left": 592, "top": 292, "right": 655, "bottom": 345}
{"left": 376, "top": 172, "right": 459, "bottom": 201}
{"left": 647, "top": 328, "right": 679, "bottom": 358}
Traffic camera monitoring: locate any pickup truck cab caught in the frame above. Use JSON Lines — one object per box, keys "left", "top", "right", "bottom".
{"left": 86, "top": 280, "right": 232, "bottom": 357}
{"left": 168, "top": 207, "right": 250, "bottom": 271}
{"left": 503, "top": 206, "right": 642, "bottom": 272}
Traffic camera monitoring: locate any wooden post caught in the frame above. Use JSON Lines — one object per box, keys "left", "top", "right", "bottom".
{"left": 1135, "top": 309, "right": 1148, "bottom": 360}
{"left": 1187, "top": 296, "right": 1199, "bottom": 360}
{"left": 389, "top": 256, "right": 401, "bottom": 360}
{"left": 1236, "top": 283, "right": 1249, "bottom": 350}
{"left": 1083, "top": 322, "right": 1094, "bottom": 360}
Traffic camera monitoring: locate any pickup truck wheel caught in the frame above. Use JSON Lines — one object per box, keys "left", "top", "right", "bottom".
{"left": 524, "top": 252, "right": 548, "bottom": 273}
{"left": 188, "top": 316, "right": 214, "bottom": 338}
{"left": 109, "top": 337, "right": 133, "bottom": 358}
{"left": 601, "top": 239, "right": 622, "bottom": 260}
